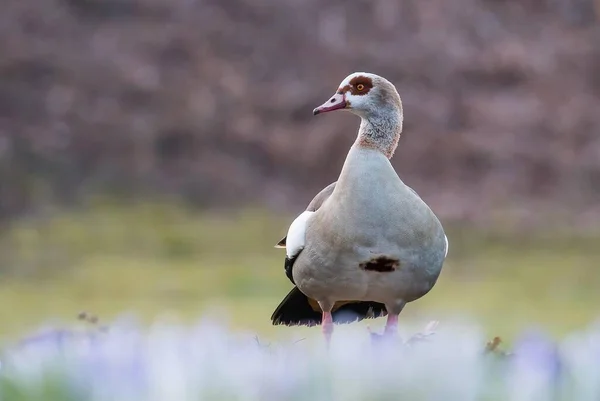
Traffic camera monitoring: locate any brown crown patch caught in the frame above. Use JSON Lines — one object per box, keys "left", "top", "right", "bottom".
{"left": 337, "top": 75, "right": 373, "bottom": 96}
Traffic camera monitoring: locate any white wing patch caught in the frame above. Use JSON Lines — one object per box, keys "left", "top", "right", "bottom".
{"left": 285, "top": 211, "right": 314, "bottom": 259}
{"left": 444, "top": 235, "right": 449, "bottom": 258}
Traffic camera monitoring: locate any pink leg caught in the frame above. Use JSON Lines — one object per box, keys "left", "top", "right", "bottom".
{"left": 384, "top": 314, "right": 398, "bottom": 336}
{"left": 322, "top": 311, "right": 334, "bottom": 346}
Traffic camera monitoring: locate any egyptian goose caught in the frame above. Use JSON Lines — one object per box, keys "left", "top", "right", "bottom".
{"left": 271, "top": 73, "right": 448, "bottom": 344}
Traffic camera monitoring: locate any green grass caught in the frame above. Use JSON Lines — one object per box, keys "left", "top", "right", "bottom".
{"left": 0, "top": 199, "right": 599, "bottom": 343}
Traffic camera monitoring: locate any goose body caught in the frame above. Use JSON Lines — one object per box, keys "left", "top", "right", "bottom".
{"left": 271, "top": 72, "right": 448, "bottom": 341}
{"left": 296, "top": 146, "right": 446, "bottom": 309}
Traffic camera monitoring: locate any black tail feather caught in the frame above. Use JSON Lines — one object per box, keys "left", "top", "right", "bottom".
{"left": 271, "top": 287, "right": 321, "bottom": 326}
{"left": 271, "top": 287, "right": 388, "bottom": 327}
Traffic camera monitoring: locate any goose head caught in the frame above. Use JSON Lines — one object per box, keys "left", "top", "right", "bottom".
{"left": 312, "top": 72, "right": 402, "bottom": 120}
{"left": 313, "top": 72, "right": 404, "bottom": 158}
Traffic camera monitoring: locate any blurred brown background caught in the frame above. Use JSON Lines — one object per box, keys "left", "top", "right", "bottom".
{"left": 2, "top": 0, "right": 599, "bottom": 226}
{"left": 1, "top": 0, "right": 599, "bottom": 340}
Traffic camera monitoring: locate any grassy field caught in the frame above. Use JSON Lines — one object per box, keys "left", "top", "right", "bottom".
{"left": 0, "top": 200, "right": 599, "bottom": 343}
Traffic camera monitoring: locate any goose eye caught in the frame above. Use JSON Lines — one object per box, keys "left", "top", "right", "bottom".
{"left": 356, "top": 84, "right": 365, "bottom": 91}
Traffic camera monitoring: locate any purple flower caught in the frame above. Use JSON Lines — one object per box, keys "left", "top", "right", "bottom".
{"left": 508, "top": 329, "right": 563, "bottom": 401}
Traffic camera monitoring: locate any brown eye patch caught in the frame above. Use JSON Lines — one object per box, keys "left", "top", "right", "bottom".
{"left": 337, "top": 75, "right": 373, "bottom": 96}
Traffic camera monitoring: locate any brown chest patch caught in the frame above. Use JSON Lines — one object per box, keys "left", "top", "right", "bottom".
{"left": 359, "top": 256, "right": 399, "bottom": 272}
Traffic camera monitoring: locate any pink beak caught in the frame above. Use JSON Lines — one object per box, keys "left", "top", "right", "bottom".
{"left": 313, "top": 93, "right": 347, "bottom": 115}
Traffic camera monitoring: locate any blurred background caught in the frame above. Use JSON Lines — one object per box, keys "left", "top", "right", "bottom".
{"left": 1, "top": 0, "right": 599, "bottom": 342}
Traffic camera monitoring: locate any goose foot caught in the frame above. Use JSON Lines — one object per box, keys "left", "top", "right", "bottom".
{"left": 367, "top": 325, "right": 398, "bottom": 345}
{"left": 368, "top": 313, "right": 399, "bottom": 344}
